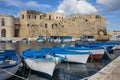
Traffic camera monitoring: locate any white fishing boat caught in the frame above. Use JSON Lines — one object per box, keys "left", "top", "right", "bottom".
{"left": 56, "top": 52, "right": 90, "bottom": 63}
{"left": 37, "top": 36, "right": 45, "bottom": 42}
{"left": 21, "top": 48, "right": 65, "bottom": 77}
{"left": 65, "top": 45, "right": 105, "bottom": 60}
{"left": 47, "top": 36, "right": 61, "bottom": 42}
{"left": 60, "top": 36, "right": 76, "bottom": 42}
{"left": 24, "top": 58, "right": 56, "bottom": 76}
{"left": 40, "top": 47, "right": 90, "bottom": 64}
{"left": 80, "top": 35, "right": 96, "bottom": 42}
{"left": 110, "top": 34, "right": 120, "bottom": 41}
{"left": 0, "top": 50, "right": 21, "bottom": 80}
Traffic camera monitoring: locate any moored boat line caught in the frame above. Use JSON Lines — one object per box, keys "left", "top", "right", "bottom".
{"left": 1, "top": 41, "right": 120, "bottom": 80}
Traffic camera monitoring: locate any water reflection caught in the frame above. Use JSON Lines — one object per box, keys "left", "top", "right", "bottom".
{"left": 0, "top": 43, "right": 16, "bottom": 50}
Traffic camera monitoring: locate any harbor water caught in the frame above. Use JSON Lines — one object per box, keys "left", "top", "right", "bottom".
{"left": 0, "top": 41, "right": 118, "bottom": 80}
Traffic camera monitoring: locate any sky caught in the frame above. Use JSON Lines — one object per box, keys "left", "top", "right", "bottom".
{"left": 0, "top": 0, "right": 120, "bottom": 31}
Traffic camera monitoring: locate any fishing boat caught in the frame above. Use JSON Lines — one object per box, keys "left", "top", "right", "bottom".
{"left": 64, "top": 43, "right": 105, "bottom": 60}
{"left": 107, "top": 41, "right": 120, "bottom": 50}
{"left": 80, "top": 35, "right": 96, "bottom": 42}
{"left": 47, "top": 36, "right": 61, "bottom": 42}
{"left": 84, "top": 41, "right": 116, "bottom": 53}
{"left": 21, "top": 48, "right": 65, "bottom": 77}
{"left": 40, "top": 47, "right": 90, "bottom": 64}
{"left": 37, "top": 36, "right": 45, "bottom": 42}
{"left": 60, "top": 36, "right": 76, "bottom": 42}
{"left": 110, "top": 34, "right": 120, "bottom": 41}
{"left": 0, "top": 50, "right": 21, "bottom": 80}
{"left": 22, "top": 38, "right": 28, "bottom": 43}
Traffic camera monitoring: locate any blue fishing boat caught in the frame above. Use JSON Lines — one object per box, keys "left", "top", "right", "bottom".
{"left": 47, "top": 36, "right": 61, "bottom": 42}
{"left": 40, "top": 47, "right": 90, "bottom": 64}
{"left": 21, "top": 48, "right": 65, "bottom": 77}
{"left": 60, "top": 36, "right": 76, "bottom": 42}
{"left": 0, "top": 50, "right": 21, "bottom": 80}
{"left": 37, "top": 36, "right": 45, "bottom": 42}
{"left": 59, "top": 43, "right": 105, "bottom": 60}
{"left": 82, "top": 41, "right": 116, "bottom": 53}
{"left": 74, "top": 42, "right": 116, "bottom": 59}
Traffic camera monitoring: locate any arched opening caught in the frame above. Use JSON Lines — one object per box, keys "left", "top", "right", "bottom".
{"left": 1, "top": 29, "right": 6, "bottom": 37}
{"left": 98, "top": 30, "right": 105, "bottom": 36}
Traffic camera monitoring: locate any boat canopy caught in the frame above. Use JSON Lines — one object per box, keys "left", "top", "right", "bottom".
{"left": 40, "top": 47, "right": 90, "bottom": 54}
{"left": 22, "top": 48, "right": 48, "bottom": 58}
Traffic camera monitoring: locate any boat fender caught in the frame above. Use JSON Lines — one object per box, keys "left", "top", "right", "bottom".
{"left": 53, "top": 57, "right": 61, "bottom": 64}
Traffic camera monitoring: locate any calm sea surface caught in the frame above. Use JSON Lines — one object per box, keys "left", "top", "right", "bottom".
{"left": 0, "top": 41, "right": 119, "bottom": 80}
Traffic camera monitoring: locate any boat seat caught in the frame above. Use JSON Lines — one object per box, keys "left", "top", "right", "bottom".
{"left": 0, "top": 60, "right": 16, "bottom": 66}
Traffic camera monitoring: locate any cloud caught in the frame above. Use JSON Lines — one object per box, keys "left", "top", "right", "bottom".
{"left": 56, "top": 0, "right": 98, "bottom": 16}
{"left": 0, "top": 0, "right": 51, "bottom": 10}
{"left": 96, "top": 0, "right": 120, "bottom": 11}
{"left": 0, "top": 0, "right": 23, "bottom": 7}
{"left": 25, "top": 1, "right": 51, "bottom": 9}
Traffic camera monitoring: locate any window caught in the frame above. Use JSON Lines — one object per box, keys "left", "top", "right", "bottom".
{"left": 45, "top": 23, "right": 47, "bottom": 28}
{"left": 56, "top": 16, "right": 58, "bottom": 19}
{"left": 28, "top": 15, "right": 31, "bottom": 19}
{"left": 1, "top": 18, "right": 5, "bottom": 26}
{"left": 34, "top": 15, "right": 36, "bottom": 19}
{"left": 49, "top": 15, "right": 51, "bottom": 20}
{"left": 22, "top": 15, "right": 24, "bottom": 19}
{"left": 27, "top": 24, "right": 29, "bottom": 27}
{"left": 51, "top": 24, "right": 54, "bottom": 29}
{"left": 40, "top": 15, "right": 42, "bottom": 19}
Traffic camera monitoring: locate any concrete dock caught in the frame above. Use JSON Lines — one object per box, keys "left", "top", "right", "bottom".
{"left": 84, "top": 56, "right": 120, "bottom": 80}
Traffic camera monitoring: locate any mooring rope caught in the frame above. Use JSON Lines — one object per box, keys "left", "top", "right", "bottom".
{"left": 0, "top": 68, "right": 28, "bottom": 80}
{"left": 103, "top": 46, "right": 110, "bottom": 58}
{"left": 90, "top": 51, "right": 93, "bottom": 62}
{"left": 26, "top": 58, "right": 34, "bottom": 80}
{"left": 65, "top": 55, "right": 70, "bottom": 70}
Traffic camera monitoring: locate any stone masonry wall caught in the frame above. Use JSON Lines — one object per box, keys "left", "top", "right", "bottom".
{"left": 19, "top": 10, "right": 106, "bottom": 38}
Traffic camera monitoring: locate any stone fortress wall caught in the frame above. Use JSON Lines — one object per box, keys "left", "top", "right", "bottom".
{"left": 0, "top": 10, "right": 107, "bottom": 38}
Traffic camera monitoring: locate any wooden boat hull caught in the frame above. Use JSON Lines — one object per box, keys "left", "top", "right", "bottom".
{"left": 0, "top": 64, "right": 19, "bottom": 80}
{"left": 24, "top": 58, "right": 56, "bottom": 76}
{"left": 90, "top": 54, "right": 104, "bottom": 60}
